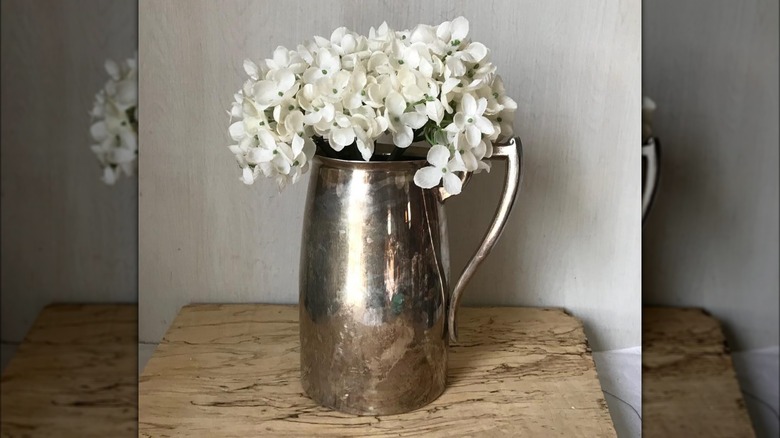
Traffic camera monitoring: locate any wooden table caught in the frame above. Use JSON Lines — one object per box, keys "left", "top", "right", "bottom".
{"left": 643, "top": 307, "right": 754, "bottom": 437}
{"left": 0, "top": 304, "right": 137, "bottom": 437}
{"left": 140, "top": 304, "right": 615, "bottom": 437}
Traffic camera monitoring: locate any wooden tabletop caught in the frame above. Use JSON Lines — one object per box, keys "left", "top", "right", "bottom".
{"left": 140, "top": 304, "right": 615, "bottom": 437}
{"left": 0, "top": 304, "right": 137, "bottom": 437}
{"left": 643, "top": 307, "right": 754, "bottom": 437}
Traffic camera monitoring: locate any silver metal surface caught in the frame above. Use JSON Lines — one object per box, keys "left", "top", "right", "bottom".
{"left": 299, "top": 138, "right": 523, "bottom": 415}
{"left": 642, "top": 137, "right": 660, "bottom": 223}
{"left": 447, "top": 138, "right": 523, "bottom": 342}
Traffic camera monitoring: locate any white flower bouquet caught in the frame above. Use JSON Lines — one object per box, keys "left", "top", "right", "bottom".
{"left": 227, "top": 17, "right": 516, "bottom": 195}
{"left": 89, "top": 54, "right": 138, "bottom": 185}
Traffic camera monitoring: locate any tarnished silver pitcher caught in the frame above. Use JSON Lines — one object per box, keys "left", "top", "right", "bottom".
{"left": 299, "top": 138, "right": 523, "bottom": 415}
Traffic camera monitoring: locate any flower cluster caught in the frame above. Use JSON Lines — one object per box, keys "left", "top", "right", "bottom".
{"left": 227, "top": 17, "right": 516, "bottom": 195}
{"left": 89, "top": 54, "right": 138, "bottom": 185}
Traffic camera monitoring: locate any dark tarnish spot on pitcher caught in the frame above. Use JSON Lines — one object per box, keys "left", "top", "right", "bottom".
{"left": 390, "top": 293, "right": 405, "bottom": 315}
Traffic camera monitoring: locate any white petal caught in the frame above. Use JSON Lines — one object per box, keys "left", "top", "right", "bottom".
{"left": 104, "top": 59, "right": 120, "bottom": 79}
{"left": 90, "top": 121, "right": 108, "bottom": 140}
{"left": 111, "top": 148, "right": 135, "bottom": 163}
{"left": 243, "top": 59, "right": 259, "bottom": 79}
{"left": 356, "top": 138, "right": 374, "bottom": 161}
{"left": 246, "top": 147, "right": 274, "bottom": 164}
{"left": 442, "top": 172, "right": 463, "bottom": 195}
{"left": 466, "top": 124, "right": 481, "bottom": 147}
{"left": 291, "top": 134, "right": 305, "bottom": 156}
{"left": 402, "top": 112, "right": 427, "bottom": 129}
{"left": 459, "top": 150, "right": 478, "bottom": 171}
{"left": 275, "top": 69, "right": 295, "bottom": 91}
{"left": 476, "top": 97, "right": 487, "bottom": 115}
{"left": 461, "top": 93, "right": 476, "bottom": 116}
{"left": 273, "top": 46, "right": 289, "bottom": 67}
{"left": 273, "top": 154, "right": 292, "bottom": 174}
{"left": 331, "top": 127, "right": 355, "bottom": 148}
{"left": 442, "top": 77, "right": 460, "bottom": 94}
{"left": 426, "top": 101, "right": 444, "bottom": 124}
{"left": 241, "top": 167, "right": 254, "bottom": 184}
{"left": 393, "top": 126, "right": 413, "bottom": 148}
{"left": 385, "top": 91, "right": 406, "bottom": 116}
{"left": 257, "top": 130, "right": 277, "bottom": 149}
{"left": 253, "top": 81, "right": 277, "bottom": 105}
{"left": 101, "top": 166, "right": 118, "bottom": 185}
{"left": 475, "top": 116, "right": 495, "bottom": 135}
{"left": 303, "top": 111, "right": 322, "bottom": 124}
{"left": 426, "top": 144, "right": 451, "bottom": 167}
{"left": 461, "top": 42, "right": 488, "bottom": 63}
{"left": 228, "top": 121, "right": 245, "bottom": 141}
{"left": 453, "top": 113, "right": 467, "bottom": 130}
{"left": 450, "top": 16, "right": 469, "bottom": 41}
{"left": 413, "top": 167, "right": 443, "bottom": 189}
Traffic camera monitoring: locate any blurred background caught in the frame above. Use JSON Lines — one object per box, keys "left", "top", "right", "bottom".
{"left": 643, "top": 0, "right": 779, "bottom": 435}
{"left": 1, "top": 0, "right": 138, "bottom": 435}
{"left": 1, "top": 0, "right": 137, "bottom": 367}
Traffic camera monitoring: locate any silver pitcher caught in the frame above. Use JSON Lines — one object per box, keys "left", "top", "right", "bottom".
{"left": 299, "top": 138, "right": 523, "bottom": 415}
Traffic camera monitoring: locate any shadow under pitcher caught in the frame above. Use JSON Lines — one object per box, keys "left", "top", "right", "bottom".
{"left": 299, "top": 138, "right": 523, "bottom": 415}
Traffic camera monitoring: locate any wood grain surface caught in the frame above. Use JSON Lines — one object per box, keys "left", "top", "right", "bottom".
{"left": 139, "top": 304, "right": 615, "bottom": 437}
{"left": 643, "top": 307, "right": 755, "bottom": 437}
{"left": 0, "top": 304, "right": 137, "bottom": 437}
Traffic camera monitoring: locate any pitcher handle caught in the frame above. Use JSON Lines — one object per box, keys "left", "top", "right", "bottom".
{"left": 642, "top": 137, "right": 660, "bottom": 223}
{"left": 447, "top": 137, "right": 524, "bottom": 343}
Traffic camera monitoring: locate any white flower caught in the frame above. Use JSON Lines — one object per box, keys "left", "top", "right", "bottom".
{"left": 264, "top": 46, "right": 307, "bottom": 74}
{"left": 453, "top": 134, "right": 491, "bottom": 173}
{"left": 414, "top": 145, "right": 467, "bottom": 195}
{"left": 447, "top": 93, "right": 495, "bottom": 147}
{"left": 384, "top": 91, "right": 427, "bottom": 148}
{"left": 302, "top": 49, "right": 341, "bottom": 83}
{"left": 253, "top": 69, "right": 298, "bottom": 108}
{"left": 225, "top": 16, "right": 517, "bottom": 196}
{"left": 90, "top": 53, "right": 138, "bottom": 185}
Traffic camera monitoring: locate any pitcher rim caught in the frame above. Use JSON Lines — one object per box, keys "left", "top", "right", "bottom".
{"left": 314, "top": 154, "right": 428, "bottom": 171}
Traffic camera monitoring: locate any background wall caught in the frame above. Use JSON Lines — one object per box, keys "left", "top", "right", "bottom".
{"left": 139, "top": 0, "right": 641, "bottom": 351}
{"left": 643, "top": 0, "right": 779, "bottom": 351}
{"left": 0, "top": 0, "right": 138, "bottom": 348}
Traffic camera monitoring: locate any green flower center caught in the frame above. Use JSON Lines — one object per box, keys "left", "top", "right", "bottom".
{"left": 321, "top": 69, "right": 327, "bottom": 75}
{"left": 467, "top": 118, "right": 474, "bottom": 123}
{"left": 277, "top": 91, "right": 283, "bottom": 97}
{"left": 441, "top": 167, "right": 448, "bottom": 173}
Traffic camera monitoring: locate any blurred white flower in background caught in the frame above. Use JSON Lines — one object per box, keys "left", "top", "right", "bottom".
{"left": 90, "top": 53, "right": 137, "bottom": 185}
{"left": 227, "top": 17, "right": 517, "bottom": 195}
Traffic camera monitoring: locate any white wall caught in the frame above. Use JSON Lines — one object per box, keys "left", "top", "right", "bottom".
{"left": 0, "top": 0, "right": 138, "bottom": 343}
{"left": 139, "top": 0, "right": 641, "bottom": 351}
{"left": 643, "top": 0, "right": 779, "bottom": 351}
